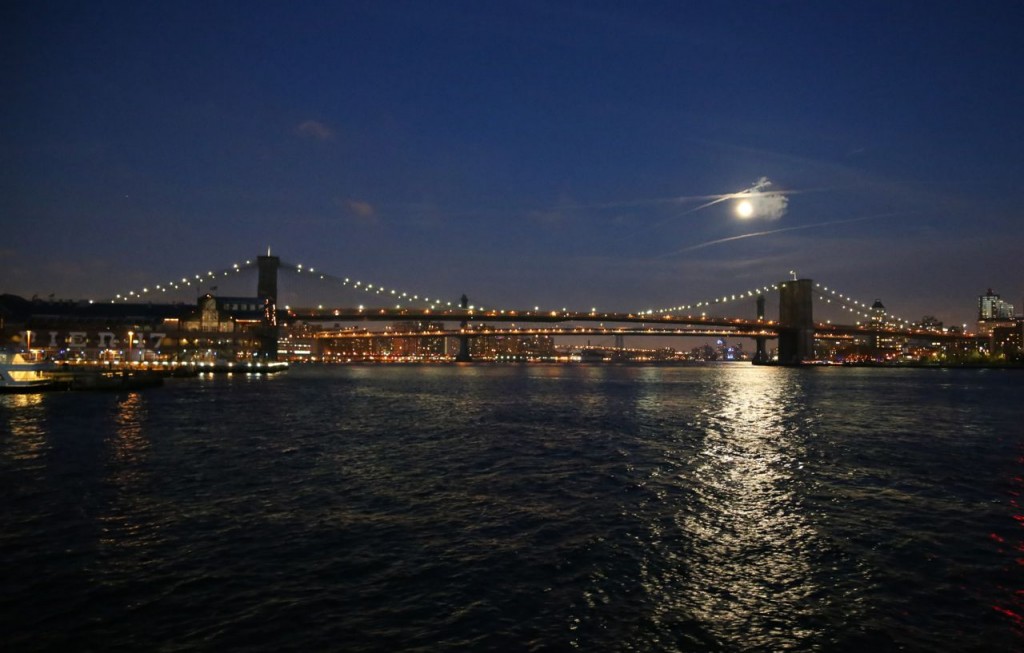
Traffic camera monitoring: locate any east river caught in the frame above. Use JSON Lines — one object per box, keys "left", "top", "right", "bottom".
{"left": 2, "top": 364, "right": 1022, "bottom": 651}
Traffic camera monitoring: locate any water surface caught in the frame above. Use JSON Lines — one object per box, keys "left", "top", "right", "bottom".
{"left": 2, "top": 364, "right": 1022, "bottom": 651}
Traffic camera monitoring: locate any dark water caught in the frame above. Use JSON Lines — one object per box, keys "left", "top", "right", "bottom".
{"left": 2, "top": 364, "right": 1022, "bottom": 652}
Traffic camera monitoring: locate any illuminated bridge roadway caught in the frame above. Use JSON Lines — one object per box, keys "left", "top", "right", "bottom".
{"left": 287, "top": 307, "right": 973, "bottom": 343}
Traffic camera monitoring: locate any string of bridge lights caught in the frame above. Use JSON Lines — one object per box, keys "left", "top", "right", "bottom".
{"left": 632, "top": 279, "right": 936, "bottom": 332}
{"left": 105, "top": 260, "right": 256, "bottom": 303}
{"left": 102, "top": 259, "right": 935, "bottom": 332}
{"left": 104, "top": 258, "right": 492, "bottom": 311}
{"left": 636, "top": 284, "right": 781, "bottom": 317}
{"left": 282, "top": 261, "right": 480, "bottom": 311}
{"left": 103, "top": 253, "right": 779, "bottom": 316}
{"left": 813, "top": 282, "right": 934, "bottom": 331}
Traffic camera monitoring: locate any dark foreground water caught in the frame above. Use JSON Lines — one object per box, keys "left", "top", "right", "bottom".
{"left": 2, "top": 364, "right": 1023, "bottom": 652}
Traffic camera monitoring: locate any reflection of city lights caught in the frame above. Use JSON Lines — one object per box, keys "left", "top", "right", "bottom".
{"left": 10, "top": 393, "right": 43, "bottom": 409}
{"left": 674, "top": 366, "right": 821, "bottom": 645}
{"left": 113, "top": 392, "right": 147, "bottom": 462}
{"left": 4, "top": 393, "right": 47, "bottom": 461}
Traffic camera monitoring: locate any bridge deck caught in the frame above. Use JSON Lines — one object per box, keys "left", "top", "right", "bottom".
{"left": 286, "top": 307, "right": 971, "bottom": 341}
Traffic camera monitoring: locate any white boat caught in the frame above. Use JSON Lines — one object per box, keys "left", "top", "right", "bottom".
{"left": 0, "top": 350, "right": 60, "bottom": 393}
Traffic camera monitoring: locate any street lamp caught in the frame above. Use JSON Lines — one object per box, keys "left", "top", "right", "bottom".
{"left": 127, "top": 330, "right": 134, "bottom": 364}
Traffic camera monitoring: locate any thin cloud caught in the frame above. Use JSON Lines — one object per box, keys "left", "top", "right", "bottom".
{"left": 659, "top": 213, "right": 901, "bottom": 258}
{"left": 739, "top": 177, "right": 788, "bottom": 220}
{"left": 680, "top": 176, "right": 789, "bottom": 219}
{"left": 346, "top": 199, "right": 376, "bottom": 220}
{"left": 524, "top": 192, "right": 583, "bottom": 226}
{"left": 295, "top": 120, "right": 336, "bottom": 141}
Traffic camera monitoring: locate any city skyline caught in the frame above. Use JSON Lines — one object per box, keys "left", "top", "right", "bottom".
{"left": 3, "top": 2, "right": 1023, "bottom": 329}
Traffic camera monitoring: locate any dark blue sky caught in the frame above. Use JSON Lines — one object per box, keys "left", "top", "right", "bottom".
{"left": 3, "top": 1, "right": 1022, "bottom": 327}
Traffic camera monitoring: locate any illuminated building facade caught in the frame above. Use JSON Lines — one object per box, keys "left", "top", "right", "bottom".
{"left": 979, "top": 289, "right": 1014, "bottom": 319}
{"left": 866, "top": 298, "right": 901, "bottom": 357}
{"left": 0, "top": 293, "right": 264, "bottom": 362}
{"left": 991, "top": 323, "right": 1023, "bottom": 357}
{"left": 388, "top": 321, "right": 446, "bottom": 359}
{"left": 466, "top": 333, "right": 556, "bottom": 360}
{"left": 978, "top": 288, "right": 1016, "bottom": 336}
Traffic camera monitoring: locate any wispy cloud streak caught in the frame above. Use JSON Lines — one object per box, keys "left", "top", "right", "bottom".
{"left": 658, "top": 213, "right": 901, "bottom": 258}
{"left": 295, "top": 120, "right": 335, "bottom": 141}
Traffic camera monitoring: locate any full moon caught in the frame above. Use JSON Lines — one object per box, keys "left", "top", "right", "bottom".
{"left": 736, "top": 199, "right": 754, "bottom": 218}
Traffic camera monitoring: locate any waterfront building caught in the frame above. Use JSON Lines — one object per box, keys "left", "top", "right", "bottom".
{"left": 174, "top": 294, "right": 267, "bottom": 361}
{"left": 0, "top": 293, "right": 265, "bottom": 362}
{"left": 866, "top": 299, "right": 884, "bottom": 351}
{"left": 978, "top": 288, "right": 1016, "bottom": 336}
{"left": 865, "top": 298, "right": 902, "bottom": 358}
{"left": 870, "top": 299, "right": 885, "bottom": 324}
{"left": 388, "top": 321, "right": 446, "bottom": 360}
{"left": 316, "top": 327, "right": 376, "bottom": 362}
{"left": 979, "top": 288, "right": 1014, "bottom": 319}
{"left": 466, "top": 332, "right": 556, "bottom": 360}
{"left": 991, "top": 323, "right": 1023, "bottom": 358}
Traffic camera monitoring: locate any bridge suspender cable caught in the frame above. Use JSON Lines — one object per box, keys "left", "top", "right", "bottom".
{"left": 96, "top": 254, "right": 937, "bottom": 335}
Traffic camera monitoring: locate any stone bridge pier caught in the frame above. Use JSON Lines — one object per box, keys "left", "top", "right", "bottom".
{"left": 776, "top": 278, "right": 814, "bottom": 365}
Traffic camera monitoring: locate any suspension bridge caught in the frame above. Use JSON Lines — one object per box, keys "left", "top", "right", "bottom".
{"left": 87, "top": 252, "right": 974, "bottom": 365}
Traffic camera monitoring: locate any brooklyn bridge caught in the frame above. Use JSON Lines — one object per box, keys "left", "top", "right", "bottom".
{"left": 1, "top": 253, "right": 977, "bottom": 366}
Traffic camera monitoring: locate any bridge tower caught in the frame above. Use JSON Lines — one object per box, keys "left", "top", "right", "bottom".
{"left": 753, "top": 294, "right": 770, "bottom": 364}
{"left": 777, "top": 278, "right": 814, "bottom": 365}
{"left": 255, "top": 254, "right": 280, "bottom": 360}
{"left": 455, "top": 294, "right": 472, "bottom": 362}
{"left": 257, "top": 254, "right": 279, "bottom": 305}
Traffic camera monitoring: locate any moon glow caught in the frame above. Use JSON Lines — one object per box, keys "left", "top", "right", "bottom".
{"left": 736, "top": 199, "right": 754, "bottom": 218}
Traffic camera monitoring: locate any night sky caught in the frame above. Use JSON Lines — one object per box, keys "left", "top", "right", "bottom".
{"left": 3, "top": 1, "right": 1022, "bottom": 329}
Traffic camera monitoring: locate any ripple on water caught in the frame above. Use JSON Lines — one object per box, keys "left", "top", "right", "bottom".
{"left": 1, "top": 365, "right": 1022, "bottom": 651}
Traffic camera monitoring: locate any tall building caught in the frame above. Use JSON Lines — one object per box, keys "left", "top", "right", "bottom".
{"left": 978, "top": 289, "right": 1017, "bottom": 336}
{"left": 867, "top": 299, "right": 896, "bottom": 352}
{"left": 870, "top": 299, "right": 886, "bottom": 325}
{"left": 979, "top": 289, "right": 1014, "bottom": 320}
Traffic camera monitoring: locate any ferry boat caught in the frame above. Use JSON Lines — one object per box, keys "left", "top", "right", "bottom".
{"left": 0, "top": 350, "right": 60, "bottom": 393}
{"left": 570, "top": 348, "right": 608, "bottom": 363}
